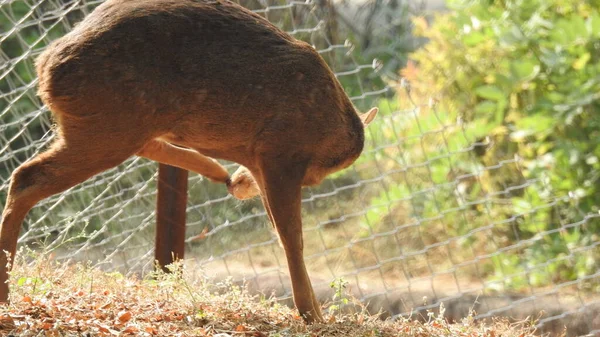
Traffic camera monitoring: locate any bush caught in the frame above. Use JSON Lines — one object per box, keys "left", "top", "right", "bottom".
{"left": 409, "top": 0, "right": 600, "bottom": 289}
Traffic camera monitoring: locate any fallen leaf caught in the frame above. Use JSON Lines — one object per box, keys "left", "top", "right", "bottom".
{"left": 98, "top": 324, "right": 110, "bottom": 333}
{"left": 0, "top": 314, "right": 15, "bottom": 329}
{"left": 123, "top": 325, "right": 139, "bottom": 334}
{"left": 190, "top": 227, "right": 209, "bottom": 241}
{"left": 118, "top": 310, "right": 132, "bottom": 323}
{"left": 95, "top": 310, "right": 107, "bottom": 319}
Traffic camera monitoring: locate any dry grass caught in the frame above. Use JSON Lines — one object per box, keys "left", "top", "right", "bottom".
{"left": 0, "top": 252, "right": 540, "bottom": 337}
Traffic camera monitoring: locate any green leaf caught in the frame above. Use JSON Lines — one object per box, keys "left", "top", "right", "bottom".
{"left": 570, "top": 15, "right": 589, "bottom": 39}
{"left": 551, "top": 16, "right": 589, "bottom": 44}
{"left": 550, "top": 18, "right": 574, "bottom": 44}
{"left": 475, "top": 85, "right": 505, "bottom": 101}
{"left": 475, "top": 101, "right": 497, "bottom": 114}
{"left": 510, "top": 60, "right": 540, "bottom": 82}
{"left": 588, "top": 11, "right": 600, "bottom": 37}
{"left": 495, "top": 99, "right": 507, "bottom": 125}
{"left": 17, "top": 277, "right": 27, "bottom": 287}
{"left": 515, "top": 114, "right": 556, "bottom": 133}
{"left": 463, "top": 31, "right": 486, "bottom": 46}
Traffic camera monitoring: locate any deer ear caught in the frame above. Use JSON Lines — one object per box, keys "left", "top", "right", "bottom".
{"left": 359, "top": 107, "right": 378, "bottom": 127}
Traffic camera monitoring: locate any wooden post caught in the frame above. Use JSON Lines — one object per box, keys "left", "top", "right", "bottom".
{"left": 155, "top": 164, "right": 188, "bottom": 272}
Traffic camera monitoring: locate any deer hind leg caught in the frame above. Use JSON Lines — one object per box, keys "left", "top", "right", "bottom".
{"left": 256, "top": 160, "right": 324, "bottom": 323}
{"left": 136, "top": 139, "right": 229, "bottom": 183}
{"left": 0, "top": 124, "right": 147, "bottom": 302}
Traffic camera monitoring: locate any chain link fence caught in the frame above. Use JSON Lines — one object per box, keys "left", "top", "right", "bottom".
{"left": 1, "top": 0, "right": 600, "bottom": 336}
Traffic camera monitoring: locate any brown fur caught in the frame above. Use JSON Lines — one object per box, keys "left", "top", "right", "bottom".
{"left": 0, "top": 0, "right": 377, "bottom": 323}
{"left": 228, "top": 165, "right": 261, "bottom": 200}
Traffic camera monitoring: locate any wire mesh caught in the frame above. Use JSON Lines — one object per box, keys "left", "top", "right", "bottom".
{"left": 1, "top": 0, "right": 599, "bottom": 336}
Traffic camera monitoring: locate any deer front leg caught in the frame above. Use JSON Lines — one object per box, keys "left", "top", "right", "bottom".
{"left": 257, "top": 161, "right": 324, "bottom": 323}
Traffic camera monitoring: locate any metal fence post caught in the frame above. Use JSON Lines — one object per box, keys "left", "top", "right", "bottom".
{"left": 155, "top": 164, "right": 188, "bottom": 272}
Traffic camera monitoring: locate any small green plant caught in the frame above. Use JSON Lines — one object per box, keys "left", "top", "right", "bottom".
{"left": 328, "top": 277, "right": 350, "bottom": 316}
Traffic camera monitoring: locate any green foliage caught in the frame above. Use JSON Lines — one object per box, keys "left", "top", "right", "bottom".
{"left": 410, "top": 0, "right": 600, "bottom": 289}
{"left": 328, "top": 277, "right": 350, "bottom": 315}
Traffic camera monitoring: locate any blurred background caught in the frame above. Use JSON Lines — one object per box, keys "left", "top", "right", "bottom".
{"left": 1, "top": 0, "right": 600, "bottom": 335}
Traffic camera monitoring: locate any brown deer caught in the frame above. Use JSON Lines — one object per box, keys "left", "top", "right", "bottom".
{"left": 0, "top": 0, "right": 377, "bottom": 323}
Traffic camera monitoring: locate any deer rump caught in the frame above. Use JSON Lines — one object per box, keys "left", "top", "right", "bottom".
{"left": 0, "top": 0, "right": 378, "bottom": 324}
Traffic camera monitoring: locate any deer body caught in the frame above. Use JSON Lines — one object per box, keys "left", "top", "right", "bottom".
{"left": 0, "top": 0, "right": 377, "bottom": 323}
{"left": 38, "top": 0, "right": 361, "bottom": 170}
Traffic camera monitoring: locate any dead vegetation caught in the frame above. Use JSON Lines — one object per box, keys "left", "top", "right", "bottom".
{"left": 0, "top": 252, "right": 540, "bottom": 337}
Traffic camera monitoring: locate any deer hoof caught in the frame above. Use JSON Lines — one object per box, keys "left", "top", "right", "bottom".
{"left": 227, "top": 166, "right": 260, "bottom": 200}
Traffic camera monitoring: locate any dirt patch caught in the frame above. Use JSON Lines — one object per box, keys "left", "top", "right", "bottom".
{"left": 202, "top": 262, "right": 600, "bottom": 337}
